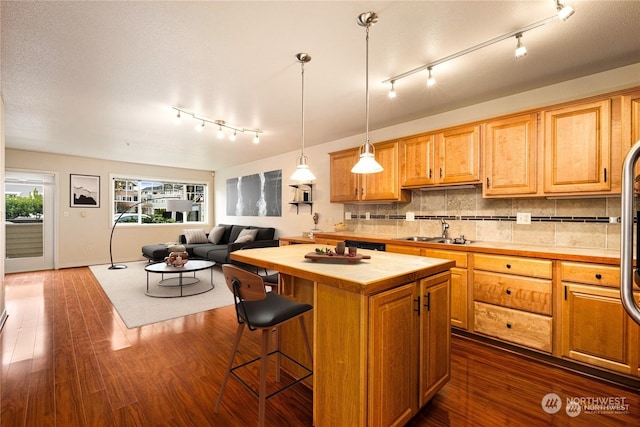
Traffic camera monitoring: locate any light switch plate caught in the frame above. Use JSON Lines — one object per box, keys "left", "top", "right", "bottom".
{"left": 406, "top": 212, "right": 415, "bottom": 221}
{"left": 344, "top": 212, "right": 351, "bottom": 220}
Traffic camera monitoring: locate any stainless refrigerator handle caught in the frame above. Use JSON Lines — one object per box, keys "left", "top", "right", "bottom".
{"left": 620, "top": 139, "right": 640, "bottom": 325}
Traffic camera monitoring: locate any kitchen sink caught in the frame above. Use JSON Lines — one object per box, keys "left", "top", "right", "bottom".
{"left": 394, "top": 236, "right": 469, "bottom": 245}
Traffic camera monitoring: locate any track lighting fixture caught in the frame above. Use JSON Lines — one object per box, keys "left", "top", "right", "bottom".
{"left": 253, "top": 133, "right": 260, "bottom": 144}
{"left": 382, "top": 2, "right": 575, "bottom": 95}
{"left": 515, "top": 33, "right": 527, "bottom": 58}
{"left": 388, "top": 80, "right": 397, "bottom": 98}
{"left": 291, "top": 53, "right": 316, "bottom": 182}
{"left": 170, "top": 106, "right": 263, "bottom": 142}
{"left": 352, "top": 11, "right": 384, "bottom": 175}
{"left": 426, "top": 67, "right": 436, "bottom": 87}
{"left": 556, "top": 0, "right": 575, "bottom": 21}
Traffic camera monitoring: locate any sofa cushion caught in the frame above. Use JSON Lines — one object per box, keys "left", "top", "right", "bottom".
{"left": 183, "top": 228, "right": 208, "bottom": 244}
{"left": 228, "top": 225, "right": 249, "bottom": 243}
{"left": 208, "top": 226, "right": 226, "bottom": 244}
{"left": 234, "top": 228, "right": 258, "bottom": 243}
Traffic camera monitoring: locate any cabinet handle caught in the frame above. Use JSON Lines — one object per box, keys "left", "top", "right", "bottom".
{"left": 506, "top": 264, "right": 511, "bottom": 269}
{"left": 506, "top": 322, "right": 512, "bottom": 329}
{"left": 428, "top": 169, "right": 432, "bottom": 179}
{"left": 564, "top": 286, "right": 567, "bottom": 300}
{"left": 604, "top": 168, "right": 607, "bottom": 183}
{"left": 595, "top": 273, "right": 602, "bottom": 280}
{"left": 506, "top": 289, "right": 511, "bottom": 295}
{"left": 354, "top": 188, "right": 358, "bottom": 196}
{"left": 424, "top": 292, "right": 431, "bottom": 311}
{"left": 439, "top": 167, "right": 443, "bottom": 178}
{"left": 414, "top": 296, "right": 421, "bottom": 315}
{"left": 486, "top": 177, "right": 490, "bottom": 188}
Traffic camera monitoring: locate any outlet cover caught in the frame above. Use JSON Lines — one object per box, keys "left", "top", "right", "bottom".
{"left": 344, "top": 212, "right": 352, "bottom": 220}
{"left": 516, "top": 212, "right": 531, "bottom": 225}
{"left": 365, "top": 212, "right": 370, "bottom": 220}
{"left": 406, "top": 212, "right": 415, "bottom": 221}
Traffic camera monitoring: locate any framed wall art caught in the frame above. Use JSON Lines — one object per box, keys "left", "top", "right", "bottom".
{"left": 70, "top": 174, "right": 100, "bottom": 208}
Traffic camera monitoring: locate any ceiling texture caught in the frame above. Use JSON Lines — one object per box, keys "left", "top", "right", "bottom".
{"left": 2, "top": 1, "right": 640, "bottom": 171}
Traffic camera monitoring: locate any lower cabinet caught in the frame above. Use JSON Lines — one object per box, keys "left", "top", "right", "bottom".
{"left": 560, "top": 261, "right": 639, "bottom": 375}
{"left": 472, "top": 254, "right": 553, "bottom": 353}
{"left": 368, "top": 272, "right": 451, "bottom": 426}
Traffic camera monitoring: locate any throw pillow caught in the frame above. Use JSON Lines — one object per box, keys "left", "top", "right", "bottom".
{"left": 234, "top": 228, "right": 258, "bottom": 243}
{"left": 208, "top": 225, "right": 226, "bottom": 244}
{"left": 183, "top": 228, "right": 208, "bottom": 244}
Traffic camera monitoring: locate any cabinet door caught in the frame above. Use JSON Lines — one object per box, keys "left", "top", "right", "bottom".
{"left": 419, "top": 272, "right": 451, "bottom": 406}
{"left": 543, "top": 99, "right": 611, "bottom": 193}
{"left": 484, "top": 113, "right": 537, "bottom": 196}
{"left": 438, "top": 125, "right": 481, "bottom": 184}
{"left": 369, "top": 283, "right": 418, "bottom": 426}
{"left": 362, "top": 141, "right": 403, "bottom": 201}
{"left": 450, "top": 267, "right": 468, "bottom": 330}
{"left": 400, "top": 133, "right": 436, "bottom": 187}
{"left": 330, "top": 148, "right": 360, "bottom": 202}
{"left": 561, "top": 283, "right": 635, "bottom": 374}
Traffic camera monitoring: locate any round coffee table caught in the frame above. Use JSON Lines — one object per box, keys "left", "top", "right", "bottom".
{"left": 144, "top": 259, "right": 215, "bottom": 298}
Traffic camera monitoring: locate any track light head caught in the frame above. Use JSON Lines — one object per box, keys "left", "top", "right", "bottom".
{"left": 515, "top": 33, "right": 527, "bottom": 58}
{"left": 426, "top": 67, "right": 436, "bottom": 88}
{"left": 388, "top": 81, "right": 397, "bottom": 98}
{"left": 253, "top": 133, "right": 260, "bottom": 144}
{"left": 556, "top": 0, "right": 575, "bottom": 21}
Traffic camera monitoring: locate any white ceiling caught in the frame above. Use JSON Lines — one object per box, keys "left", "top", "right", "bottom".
{"left": 2, "top": 1, "right": 639, "bottom": 171}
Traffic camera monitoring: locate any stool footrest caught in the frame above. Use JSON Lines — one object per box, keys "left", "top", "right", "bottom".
{"left": 230, "top": 350, "right": 313, "bottom": 400}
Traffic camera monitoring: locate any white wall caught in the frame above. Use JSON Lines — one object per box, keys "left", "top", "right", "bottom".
{"left": 214, "top": 63, "right": 640, "bottom": 239}
{"left": 1, "top": 96, "right": 6, "bottom": 328}
{"left": 5, "top": 150, "right": 214, "bottom": 268}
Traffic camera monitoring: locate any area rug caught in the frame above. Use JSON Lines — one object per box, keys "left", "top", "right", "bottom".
{"left": 89, "top": 261, "right": 234, "bottom": 328}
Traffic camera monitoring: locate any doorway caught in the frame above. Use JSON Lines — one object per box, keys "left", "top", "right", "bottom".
{"left": 5, "top": 171, "right": 55, "bottom": 273}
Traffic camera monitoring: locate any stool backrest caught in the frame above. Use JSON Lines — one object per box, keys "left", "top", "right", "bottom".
{"left": 222, "top": 264, "right": 267, "bottom": 302}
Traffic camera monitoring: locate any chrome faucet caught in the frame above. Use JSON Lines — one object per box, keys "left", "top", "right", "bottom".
{"left": 441, "top": 219, "right": 449, "bottom": 239}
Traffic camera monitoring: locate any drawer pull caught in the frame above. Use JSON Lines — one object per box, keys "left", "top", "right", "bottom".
{"left": 506, "top": 264, "right": 511, "bottom": 269}
{"left": 595, "top": 273, "right": 602, "bottom": 280}
{"left": 506, "top": 289, "right": 512, "bottom": 295}
{"left": 506, "top": 322, "right": 512, "bottom": 329}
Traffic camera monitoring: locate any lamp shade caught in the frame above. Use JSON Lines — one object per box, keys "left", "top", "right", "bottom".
{"left": 166, "top": 199, "right": 193, "bottom": 212}
{"left": 351, "top": 152, "right": 384, "bottom": 174}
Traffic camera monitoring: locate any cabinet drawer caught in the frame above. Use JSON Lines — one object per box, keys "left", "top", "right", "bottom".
{"left": 474, "top": 302, "right": 552, "bottom": 353}
{"left": 560, "top": 262, "right": 620, "bottom": 288}
{"left": 422, "top": 249, "right": 467, "bottom": 268}
{"left": 473, "top": 271, "right": 552, "bottom": 315}
{"left": 473, "top": 254, "right": 552, "bottom": 279}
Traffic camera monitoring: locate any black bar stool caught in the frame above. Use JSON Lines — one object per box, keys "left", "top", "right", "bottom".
{"left": 215, "top": 264, "right": 313, "bottom": 427}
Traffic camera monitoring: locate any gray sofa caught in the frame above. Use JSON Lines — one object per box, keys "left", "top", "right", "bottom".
{"left": 141, "top": 224, "right": 277, "bottom": 264}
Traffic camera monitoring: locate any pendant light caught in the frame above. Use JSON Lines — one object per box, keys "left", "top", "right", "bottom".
{"left": 290, "top": 53, "right": 316, "bottom": 182}
{"left": 351, "top": 12, "right": 383, "bottom": 174}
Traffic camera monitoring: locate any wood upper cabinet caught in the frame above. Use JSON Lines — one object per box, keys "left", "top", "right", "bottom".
{"left": 368, "top": 271, "right": 451, "bottom": 425}
{"left": 330, "top": 141, "right": 410, "bottom": 203}
{"left": 400, "top": 125, "right": 481, "bottom": 188}
{"left": 329, "top": 148, "right": 360, "bottom": 202}
{"left": 400, "top": 133, "right": 436, "bottom": 186}
{"left": 439, "top": 125, "right": 481, "bottom": 185}
{"left": 483, "top": 113, "right": 537, "bottom": 197}
{"left": 543, "top": 99, "right": 611, "bottom": 194}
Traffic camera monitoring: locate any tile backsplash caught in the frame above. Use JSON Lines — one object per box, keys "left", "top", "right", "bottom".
{"left": 344, "top": 187, "right": 625, "bottom": 250}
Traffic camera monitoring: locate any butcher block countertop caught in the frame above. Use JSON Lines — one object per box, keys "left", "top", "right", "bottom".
{"left": 297, "top": 232, "right": 624, "bottom": 266}
{"left": 230, "top": 243, "right": 455, "bottom": 295}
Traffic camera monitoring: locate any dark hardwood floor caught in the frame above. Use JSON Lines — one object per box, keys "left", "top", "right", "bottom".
{"left": 1, "top": 267, "right": 639, "bottom": 426}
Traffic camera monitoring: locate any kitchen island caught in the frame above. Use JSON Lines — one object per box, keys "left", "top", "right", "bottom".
{"left": 230, "top": 244, "right": 455, "bottom": 427}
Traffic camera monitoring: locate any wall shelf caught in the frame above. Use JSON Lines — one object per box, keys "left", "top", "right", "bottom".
{"left": 289, "top": 183, "right": 313, "bottom": 214}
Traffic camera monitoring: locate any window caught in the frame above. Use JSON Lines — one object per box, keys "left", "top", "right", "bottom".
{"left": 112, "top": 177, "right": 206, "bottom": 224}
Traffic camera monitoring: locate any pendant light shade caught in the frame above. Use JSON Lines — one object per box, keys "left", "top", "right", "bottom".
{"left": 291, "top": 53, "right": 316, "bottom": 182}
{"left": 352, "top": 11, "right": 383, "bottom": 174}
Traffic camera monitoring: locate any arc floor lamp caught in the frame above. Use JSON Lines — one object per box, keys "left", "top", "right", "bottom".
{"left": 108, "top": 196, "right": 188, "bottom": 270}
